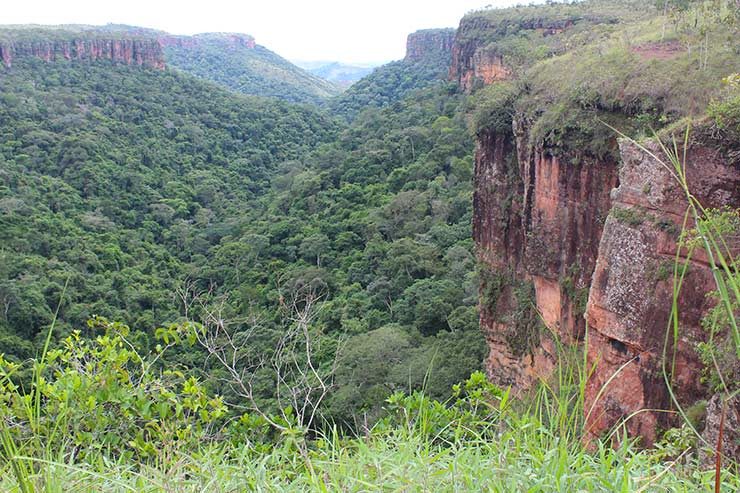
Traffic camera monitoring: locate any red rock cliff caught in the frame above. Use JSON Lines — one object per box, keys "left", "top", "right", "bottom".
{"left": 584, "top": 133, "right": 740, "bottom": 445}
{"left": 474, "top": 122, "right": 618, "bottom": 387}
{"left": 0, "top": 38, "right": 165, "bottom": 69}
{"left": 474, "top": 115, "right": 739, "bottom": 445}
{"left": 404, "top": 28, "right": 455, "bottom": 62}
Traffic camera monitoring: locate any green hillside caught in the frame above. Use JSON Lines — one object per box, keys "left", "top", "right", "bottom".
{"left": 330, "top": 46, "right": 454, "bottom": 119}
{"left": 0, "top": 57, "right": 336, "bottom": 354}
{"left": 0, "top": 28, "right": 481, "bottom": 427}
{"left": 163, "top": 33, "right": 341, "bottom": 104}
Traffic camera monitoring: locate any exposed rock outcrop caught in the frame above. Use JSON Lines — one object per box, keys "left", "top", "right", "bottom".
{"left": 159, "top": 33, "right": 256, "bottom": 50}
{"left": 475, "top": 116, "right": 739, "bottom": 447}
{"left": 474, "top": 123, "right": 618, "bottom": 388}
{"left": 0, "top": 38, "right": 165, "bottom": 69}
{"left": 701, "top": 394, "right": 740, "bottom": 463}
{"left": 404, "top": 28, "right": 455, "bottom": 62}
{"left": 449, "top": 16, "right": 573, "bottom": 91}
{"left": 584, "top": 135, "right": 740, "bottom": 445}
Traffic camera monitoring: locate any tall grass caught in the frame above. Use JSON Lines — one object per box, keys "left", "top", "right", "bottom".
{"left": 1, "top": 350, "right": 737, "bottom": 492}
{"left": 1, "top": 318, "right": 738, "bottom": 491}
{"left": 0, "top": 279, "right": 70, "bottom": 493}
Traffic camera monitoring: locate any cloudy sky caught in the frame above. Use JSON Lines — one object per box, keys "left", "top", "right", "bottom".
{"left": 2, "top": 0, "right": 537, "bottom": 64}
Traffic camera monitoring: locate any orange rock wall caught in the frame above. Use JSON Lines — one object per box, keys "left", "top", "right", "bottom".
{"left": 473, "top": 123, "right": 618, "bottom": 388}
{"left": 0, "top": 38, "right": 165, "bottom": 69}
{"left": 584, "top": 137, "right": 740, "bottom": 444}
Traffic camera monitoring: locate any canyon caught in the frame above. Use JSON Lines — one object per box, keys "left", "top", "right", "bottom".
{"left": 0, "top": 8, "right": 736, "bottom": 453}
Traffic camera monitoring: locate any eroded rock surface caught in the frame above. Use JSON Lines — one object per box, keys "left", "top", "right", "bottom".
{"left": 0, "top": 38, "right": 165, "bottom": 68}
{"left": 584, "top": 137, "right": 740, "bottom": 445}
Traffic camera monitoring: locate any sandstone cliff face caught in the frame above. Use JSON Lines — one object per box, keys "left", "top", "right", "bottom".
{"left": 404, "top": 29, "right": 455, "bottom": 62}
{"left": 474, "top": 118, "right": 739, "bottom": 445}
{"left": 584, "top": 136, "right": 740, "bottom": 445}
{"left": 449, "top": 16, "right": 571, "bottom": 91}
{"left": 474, "top": 124, "right": 618, "bottom": 387}
{"left": 0, "top": 38, "right": 165, "bottom": 69}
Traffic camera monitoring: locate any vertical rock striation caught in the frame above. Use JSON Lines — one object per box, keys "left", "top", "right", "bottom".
{"left": 474, "top": 116, "right": 739, "bottom": 445}
{"left": 404, "top": 28, "right": 455, "bottom": 62}
{"left": 584, "top": 134, "right": 740, "bottom": 444}
{"left": 0, "top": 38, "right": 165, "bottom": 69}
{"left": 474, "top": 123, "right": 618, "bottom": 388}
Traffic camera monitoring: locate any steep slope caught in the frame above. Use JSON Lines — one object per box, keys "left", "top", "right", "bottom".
{"left": 330, "top": 28, "right": 455, "bottom": 119}
{"left": 163, "top": 33, "right": 341, "bottom": 104}
{"left": 0, "top": 54, "right": 335, "bottom": 355}
{"left": 466, "top": 0, "right": 740, "bottom": 444}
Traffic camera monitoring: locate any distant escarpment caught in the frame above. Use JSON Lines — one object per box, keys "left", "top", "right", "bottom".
{"left": 0, "top": 26, "right": 165, "bottom": 69}
{"left": 466, "top": 0, "right": 739, "bottom": 447}
{"left": 0, "top": 25, "right": 336, "bottom": 104}
{"left": 159, "top": 32, "right": 256, "bottom": 50}
{"left": 405, "top": 28, "right": 455, "bottom": 62}
{"left": 0, "top": 29, "right": 260, "bottom": 70}
{"left": 0, "top": 35, "right": 165, "bottom": 69}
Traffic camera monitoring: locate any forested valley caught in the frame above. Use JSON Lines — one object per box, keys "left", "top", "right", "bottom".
{"left": 1, "top": 1, "right": 739, "bottom": 490}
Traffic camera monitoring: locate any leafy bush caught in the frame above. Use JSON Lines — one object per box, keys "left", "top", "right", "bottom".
{"left": 0, "top": 317, "right": 227, "bottom": 463}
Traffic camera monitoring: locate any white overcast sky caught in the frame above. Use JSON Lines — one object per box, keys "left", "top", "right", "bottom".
{"left": 2, "top": 0, "right": 540, "bottom": 64}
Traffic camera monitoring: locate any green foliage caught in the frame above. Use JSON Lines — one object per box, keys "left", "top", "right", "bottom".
{"left": 459, "top": 0, "right": 658, "bottom": 77}
{"left": 469, "top": 1, "right": 739, "bottom": 159}
{"left": 559, "top": 263, "right": 589, "bottom": 318}
{"left": 330, "top": 51, "right": 454, "bottom": 120}
{"left": 708, "top": 73, "right": 740, "bottom": 141}
{"left": 479, "top": 264, "right": 508, "bottom": 315}
{"left": 0, "top": 318, "right": 228, "bottom": 464}
{"left": 695, "top": 208, "right": 740, "bottom": 393}
{"left": 611, "top": 206, "right": 649, "bottom": 226}
{"left": 478, "top": 266, "right": 540, "bottom": 358}
{"left": 506, "top": 281, "right": 540, "bottom": 358}
{"left": 2, "top": 333, "right": 737, "bottom": 491}
{"left": 164, "top": 35, "right": 340, "bottom": 104}
{"left": 0, "top": 58, "right": 336, "bottom": 347}
{"left": 472, "top": 82, "right": 517, "bottom": 134}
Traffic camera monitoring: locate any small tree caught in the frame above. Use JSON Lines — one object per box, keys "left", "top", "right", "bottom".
{"left": 176, "top": 279, "right": 340, "bottom": 437}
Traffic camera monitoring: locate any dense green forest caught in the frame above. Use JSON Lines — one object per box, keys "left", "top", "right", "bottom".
{"left": 0, "top": 58, "right": 333, "bottom": 341}
{"left": 163, "top": 34, "right": 341, "bottom": 105}
{"left": 0, "top": 1, "right": 739, "bottom": 490}
{"left": 0, "top": 48, "right": 485, "bottom": 428}
{"left": 330, "top": 32, "right": 455, "bottom": 119}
